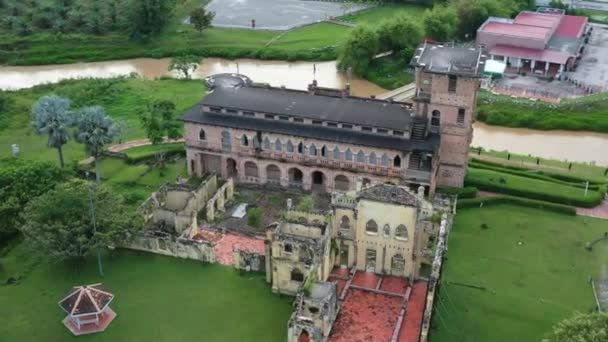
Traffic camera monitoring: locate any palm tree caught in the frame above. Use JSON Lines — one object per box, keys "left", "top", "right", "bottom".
{"left": 31, "top": 95, "right": 73, "bottom": 168}
{"left": 74, "top": 106, "right": 119, "bottom": 183}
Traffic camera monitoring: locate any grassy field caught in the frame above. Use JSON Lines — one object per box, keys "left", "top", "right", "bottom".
{"left": 0, "top": 78, "right": 204, "bottom": 163}
{"left": 339, "top": 4, "right": 429, "bottom": 24}
{"left": 430, "top": 205, "right": 608, "bottom": 342}
{"left": 0, "top": 245, "right": 292, "bottom": 342}
{"left": 477, "top": 90, "right": 608, "bottom": 133}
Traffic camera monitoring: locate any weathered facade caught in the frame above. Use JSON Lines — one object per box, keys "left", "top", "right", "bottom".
{"left": 182, "top": 44, "right": 484, "bottom": 194}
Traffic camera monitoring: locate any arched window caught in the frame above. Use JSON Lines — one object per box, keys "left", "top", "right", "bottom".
{"left": 431, "top": 110, "right": 441, "bottom": 127}
{"left": 333, "top": 146, "right": 341, "bottom": 160}
{"left": 321, "top": 145, "right": 327, "bottom": 157}
{"left": 241, "top": 134, "right": 249, "bottom": 146}
{"left": 263, "top": 137, "right": 270, "bottom": 149}
{"left": 366, "top": 219, "right": 378, "bottom": 234}
{"left": 298, "top": 142, "right": 304, "bottom": 154}
{"left": 395, "top": 224, "right": 408, "bottom": 240}
{"left": 369, "top": 152, "right": 377, "bottom": 165}
{"left": 340, "top": 216, "right": 350, "bottom": 229}
{"left": 310, "top": 144, "right": 317, "bottom": 156}
{"left": 357, "top": 150, "right": 365, "bottom": 163}
{"left": 199, "top": 129, "right": 206, "bottom": 140}
{"left": 291, "top": 269, "right": 304, "bottom": 282}
{"left": 394, "top": 155, "right": 401, "bottom": 168}
{"left": 275, "top": 139, "right": 282, "bottom": 151}
{"left": 244, "top": 161, "right": 259, "bottom": 177}
{"left": 287, "top": 140, "right": 294, "bottom": 153}
{"left": 381, "top": 153, "right": 389, "bottom": 167}
{"left": 345, "top": 148, "right": 353, "bottom": 161}
{"left": 383, "top": 224, "right": 391, "bottom": 237}
{"left": 221, "top": 131, "right": 231, "bottom": 149}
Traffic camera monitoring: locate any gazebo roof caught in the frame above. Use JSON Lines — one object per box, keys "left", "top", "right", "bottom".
{"left": 59, "top": 283, "right": 114, "bottom": 317}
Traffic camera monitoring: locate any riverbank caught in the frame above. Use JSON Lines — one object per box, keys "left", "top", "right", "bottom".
{"left": 477, "top": 90, "right": 608, "bottom": 134}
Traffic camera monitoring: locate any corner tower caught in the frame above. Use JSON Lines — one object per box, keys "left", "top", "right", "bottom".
{"left": 411, "top": 43, "right": 485, "bottom": 187}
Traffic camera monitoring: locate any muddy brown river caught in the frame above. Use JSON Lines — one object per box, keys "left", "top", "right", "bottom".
{"left": 1, "top": 57, "right": 607, "bottom": 166}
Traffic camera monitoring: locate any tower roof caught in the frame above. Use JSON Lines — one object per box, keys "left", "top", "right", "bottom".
{"left": 411, "top": 43, "right": 485, "bottom": 77}
{"left": 357, "top": 184, "right": 419, "bottom": 207}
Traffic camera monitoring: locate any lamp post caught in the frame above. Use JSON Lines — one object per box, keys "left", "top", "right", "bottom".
{"left": 85, "top": 171, "right": 104, "bottom": 277}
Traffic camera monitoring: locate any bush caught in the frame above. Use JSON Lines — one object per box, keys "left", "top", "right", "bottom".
{"left": 457, "top": 196, "right": 577, "bottom": 216}
{"left": 125, "top": 144, "right": 186, "bottom": 164}
{"left": 296, "top": 195, "right": 314, "bottom": 212}
{"left": 247, "top": 208, "right": 262, "bottom": 228}
{"left": 436, "top": 186, "right": 478, "bottom": 199}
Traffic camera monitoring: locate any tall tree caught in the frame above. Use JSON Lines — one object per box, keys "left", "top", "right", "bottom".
{"left": 128, "top": 0, "right": 175, "bottom": 36}
{"left": 139, "top": 100, "right": 181, "bottom": 145}
{"left": 20, "top": 179, "right": 141, "bottom": 262}
{"left": 189, "top": 7, "right": 214, "bottom": 34}
{"left": 423, "top": 5, "right": 459, "bottom": 42}
{"left": 31, "top": 95, "right": 73, "bottom": 168}
{"left": 169, "top": 55, "right": 200, "bottom": 79}
{"left": 544, "top": 312, "right": 608, "bottom": 342}
{"left": 0, "top": 159, "right": 69, "bottom": 244}
{"left": 74, "top": 106, "right": 119, "bottom": 183}
{"left": 337, "top": 24, "right": 380, "bottom": 76}
{"left": 376, "top": 16, "right": 423, "bottom": 54}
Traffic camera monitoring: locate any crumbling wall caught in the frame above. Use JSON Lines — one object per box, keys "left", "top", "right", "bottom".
{"left": 128, "top": 233, "right": 216, "bottom": 263}
{"left": 206, "top": 179, "right": 235, "bottom": 221}
{"left": 233, "top": 249, "right": 265, "bottom": 272}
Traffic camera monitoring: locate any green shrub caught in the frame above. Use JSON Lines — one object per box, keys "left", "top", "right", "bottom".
{"left": 125, "top": 143, "right": 186, "bottom": 164}
{"left": 247, "top": 207, "right": 263, "bottom": 228}
{"left": 296, "top": 195, "right": 314, "bottom": 212}
{"left": 436, "top": 186, "right": 478, "bottom": 199}
{"left": 457, "top": 196, "right": 577, "bottom": 216}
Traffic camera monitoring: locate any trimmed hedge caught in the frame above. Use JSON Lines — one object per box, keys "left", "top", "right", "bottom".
{"left": 436, "top": 186, "right": 478, "bottom": 199}
{"left": 125, "top": 144, "right": 186, "bottom": 164}
{"left": 465, "top": 169, "right": 604, "bottom": 208}
{"left": 457, "top": 196, "right": 577, "bottom": 216}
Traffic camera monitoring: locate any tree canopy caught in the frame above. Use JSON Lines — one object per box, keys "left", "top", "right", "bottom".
{"left": 189, "top": 7, "right": 214, "bottom": 34}
{"left": 423, "top": 5, "right": 459, "bottom": 42}
{"left": 128, "top": 0, "right": 176, "bottom": 36}
{"left": 139, "top": 99, "right": 182, "bottom": 145}
{"left": 0, "top": 158, "right": 70, "bottom": 244}
{"left": 337, "top": 25, "right": 380, "bottom": 76}
{"left": 20, "top": 179, "right": 141, "bottom": 261}
{"left": 169, "top": 55, "right": 201, "bottom": 79}
{"left": 31, "top": 95, "right": 73, "bottom": 167}
{"left": 544, "top": 312, "right": 608, "bottom": 342}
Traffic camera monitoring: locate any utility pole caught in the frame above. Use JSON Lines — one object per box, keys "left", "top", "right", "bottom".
{"left": 86, "top": 171, "right": 104, "bottom": 277}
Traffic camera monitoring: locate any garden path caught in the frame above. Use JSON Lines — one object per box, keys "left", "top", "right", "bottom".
{"left": 78, "top": 138, "right": 185, "bottom": 165}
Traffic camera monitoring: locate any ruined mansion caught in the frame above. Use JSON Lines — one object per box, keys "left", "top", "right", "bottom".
{"left": 182, "top": 43, "right": 486, "bottom": 194}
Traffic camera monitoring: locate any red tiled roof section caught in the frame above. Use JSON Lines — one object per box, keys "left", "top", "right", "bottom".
{"left": 481, "top": 22, "right": 550, "bottom": 40}
{"left": 351, "top": 271, "right": 381, "bottom": 289}
{"left": 330, "top": 289, "right": 402, "bottom": 342}
{"left": 555, "top": 15, "right": 588, "bottom": 38}
{"left": 59, "top": 284, "right": 114, "bottom": 316}
{"left": 398, "top": 282, "right": 429, "bottom": 342}
{"left": 514, "top": 12, "right": 562, "bottom": 29}
{"left": 214, "top": 232, "right": 266, "bottom": 265}
{"left": 380, "top": 276, "right": 409, "bottom": 295}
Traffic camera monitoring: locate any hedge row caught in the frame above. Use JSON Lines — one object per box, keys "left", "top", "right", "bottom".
{"left": 457, "top": 196, "right": 577, "bottom": 216}
{"left": 469, "top": 161, "right": 603, "bottom": 191}
{"left": 126, "top": 148, "right": 186, "bottom": 164}
{"left": 436, "top": 186, "right": 478, "bottom": 199}
{"left": 465, "top": 175, "right": 604, "bottom": 208}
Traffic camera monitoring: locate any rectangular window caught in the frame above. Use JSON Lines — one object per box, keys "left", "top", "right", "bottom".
{"left": 457, "top": 108, "right": 466, "bottom": 124}
{"left": 264, "top": 114, "right": 275, "bottom": 119}
{"left": 342, "top": 124, "right": 352, "bottom": 129}
{"left": 293, "top": 117, "right": 304, "bottom": 123}
{"left": 226, "top": 108, "right": 238, "bottom": 114}
{"left": 377, "top": 128, "right": 388, "bottom": 134}
{"left": 393, "top": 130, "right": 404, "bottom": 136}
{"left": 448, "top": 75, "right": 457, "bottom": 93}
{"left": 327, "top": 122, "right": 338, "bottom": 128}
{"left": 210, "top": 107, "right": 222, "bottom": 113}
{"left": 279, "top": 116, "right": 289, "bottom": 121}
{"left": 312, "top": 120, "right": 323, "bottom": 125}
{"left": 243, "top": 111, "right": 255, "bottom": 117}
{"left": 361, "top": 126, "right": 373, "bottom": 132}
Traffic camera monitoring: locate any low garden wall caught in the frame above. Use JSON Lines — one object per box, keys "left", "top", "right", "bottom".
{"left": 129, "top": 232, "right": 216, "bottom": 263}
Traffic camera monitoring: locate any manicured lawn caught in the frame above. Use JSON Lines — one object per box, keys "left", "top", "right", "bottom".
{"left": 269, "top": 23, "right": 350, "bottom": 51}
{"left": 0, "top": 245, "right": 292, "bottom": 342}
{"left": 0, "top": 78, "right": 204, "bottom": 163}
{"left": 339, "top": 4, "right": 429, "bottom": 24}
{"left": 430, "top": 205, "right": 608, "bottom": 342}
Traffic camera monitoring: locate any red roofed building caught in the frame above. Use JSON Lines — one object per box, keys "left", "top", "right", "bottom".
{"left": 476, "top": 9, "right": 589, "bottom": 76}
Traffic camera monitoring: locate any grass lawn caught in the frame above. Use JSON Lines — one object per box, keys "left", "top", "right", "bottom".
{"left": 0, "top": 245, "right": 292, "bottom": 342}
{"left": 269, "top": 23, "right": 350, "bottom": 51}
{"left": 0, "top": 78, "right": 204, "bottom": 163}
{"left": 430, "top": 205, "right": 608, "bottom": 342}
{"left": 339, "top": 4, "right": 429, "bottom": 24}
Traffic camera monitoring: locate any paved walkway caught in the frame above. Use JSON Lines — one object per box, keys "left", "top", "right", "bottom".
{"left": 79, "top": 138, "right": 185, "bottom": 165}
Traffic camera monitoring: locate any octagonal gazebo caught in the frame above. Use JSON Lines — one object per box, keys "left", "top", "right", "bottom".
{"left": 58, "top": 283, "right": 116, "bottom": 336}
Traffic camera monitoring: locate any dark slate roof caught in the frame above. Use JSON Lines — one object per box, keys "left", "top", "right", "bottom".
{"left": 357, "top": 184, "right": 419, "bottom": 206}
{"left": 183, "top": 106, "right": 440, "bottom": 152}
{"left": 201, "top": 86, "right": 415, "bottom": 130}
{"left": 411, "top": 43, "right": 485, "bottom": 77}
{"left": 58, "top": 283, "right": 114, "bottom": 316}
